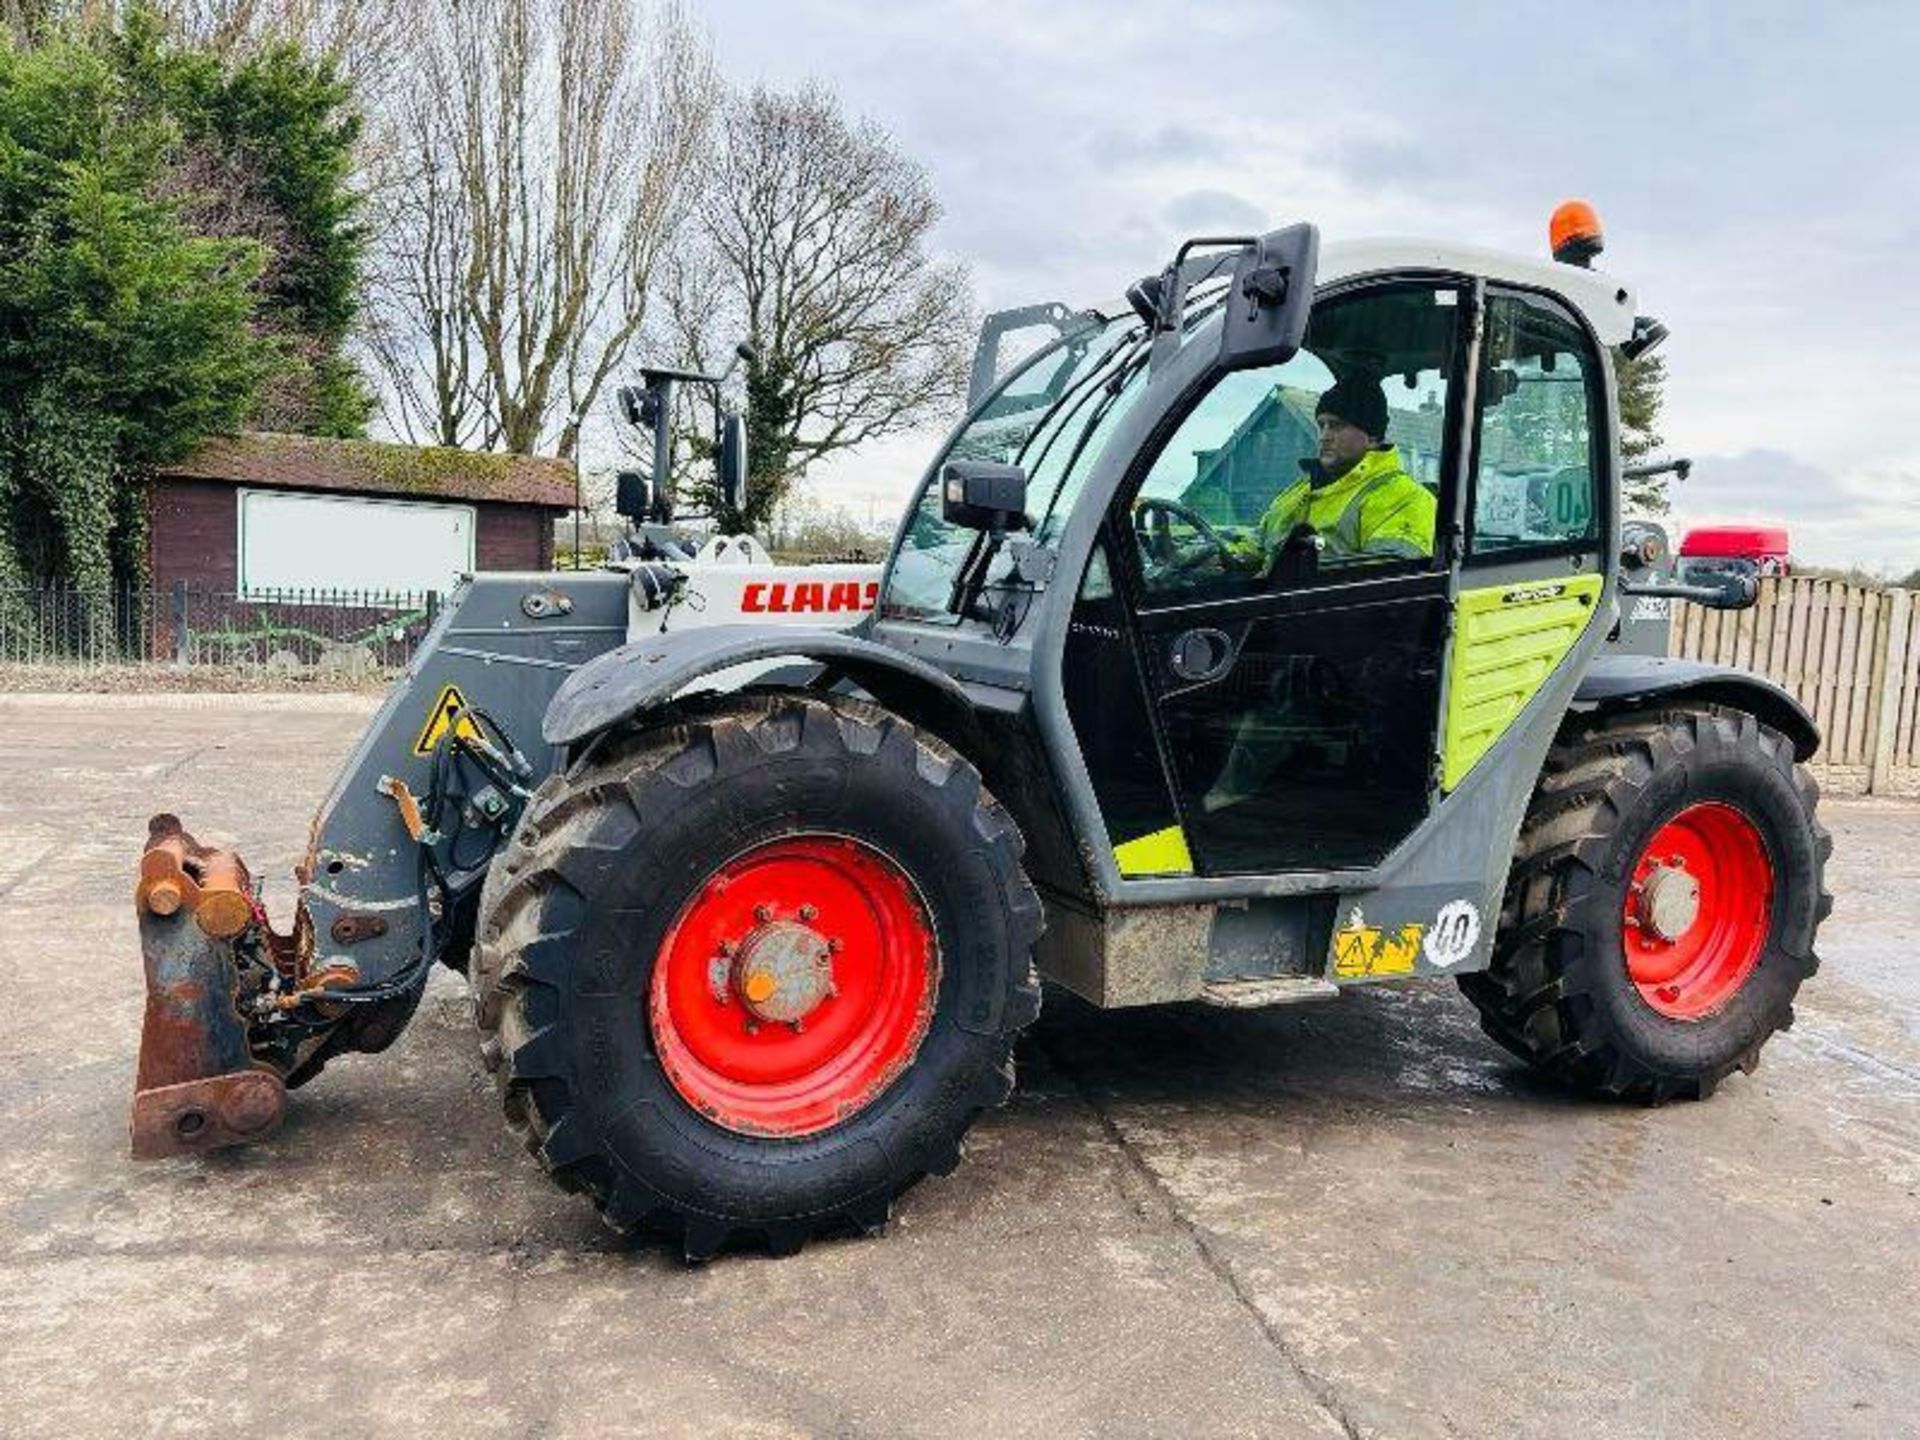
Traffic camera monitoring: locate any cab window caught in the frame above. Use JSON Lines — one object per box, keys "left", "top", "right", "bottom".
{"left": 882, "top": 314, "right": 1144, "bottom": 622}
{"left": 1125, "top": 284, "right": 1461, "bottom": 603}
{"left": 1468, "top": 291, "right": 1603, "bottom": 556}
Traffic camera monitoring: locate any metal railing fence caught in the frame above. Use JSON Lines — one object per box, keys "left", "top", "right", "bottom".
{"left": 6, "top": 577, "right": 1918, "bottom": 793}
{"left": 0, "top": 582, "right": 439, "bottom": 676}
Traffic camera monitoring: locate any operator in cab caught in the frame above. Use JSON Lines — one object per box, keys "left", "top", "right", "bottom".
{"left": 1233, "top": 376, "right": 1434, "bottom": 571}
{"left": 1203, "top": 377, "right": 1435, "bottom": 814}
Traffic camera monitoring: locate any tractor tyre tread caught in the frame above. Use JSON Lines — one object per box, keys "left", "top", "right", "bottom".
{"left": 1459, "top": 704, "right": 1830, "bottom": 1103}
{"left": 470, "top": 692, "right": 1042, "bottom": 1258}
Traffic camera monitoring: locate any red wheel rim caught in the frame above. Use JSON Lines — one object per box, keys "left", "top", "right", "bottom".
{"left": 649, "top": 835, "right": 939, "bottom": 1137}
{"left": 1621, "top": 802, "right": 1772, "bottom": 1020}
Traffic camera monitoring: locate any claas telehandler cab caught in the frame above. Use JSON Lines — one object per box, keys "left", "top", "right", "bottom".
{"left": 132, "top": 203, "right": 1829, "bottom": 1258}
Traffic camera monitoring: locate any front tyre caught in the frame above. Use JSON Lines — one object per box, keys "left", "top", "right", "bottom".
{"left": 471, "top": 694, "right": 1043, "bottom": 1258}
{"left": 1460, "top": 706, "right": 1832, "bottom": 1101}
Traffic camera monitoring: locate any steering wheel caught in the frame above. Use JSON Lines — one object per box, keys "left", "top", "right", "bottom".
{"left": 1134, "top": 496, "right": 1234, "bottom": 572}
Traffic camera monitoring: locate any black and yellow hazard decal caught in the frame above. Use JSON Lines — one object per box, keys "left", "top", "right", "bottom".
{"left": 412, "top": 683, "right": 478, "bottom": 757}
{"left": 1331, "top": 907, "right": 1424, "bottom": 979}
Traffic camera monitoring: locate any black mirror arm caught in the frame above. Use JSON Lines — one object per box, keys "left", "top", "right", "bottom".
{"left": 1622, "top": 457, "right": 1692, "bottom": 484}
{"left": 947, "top": 526, "right": 1016, "bottom": 623}
{"left": 1621, "top": 577, "right": 1758, "bottom": 610}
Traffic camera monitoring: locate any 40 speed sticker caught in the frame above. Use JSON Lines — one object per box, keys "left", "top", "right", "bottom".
{"left": 1422, "top": 899, "right": 1482, "bottom": 970}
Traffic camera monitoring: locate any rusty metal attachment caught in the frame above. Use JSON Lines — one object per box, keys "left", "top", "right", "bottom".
{"left": 131, "top": 815, "right": 287, "bottom": 1160}
{"left": 136, "top": 814, "right": 256, "bottom": 940}
{"left": 330, "top": 912, "right": 390, "bottom": 945}
{"left": 376, "top": 774, "right": 429, "bottom": 843}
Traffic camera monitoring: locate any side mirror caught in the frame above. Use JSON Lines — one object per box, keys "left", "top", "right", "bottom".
{"left": 1679, "top": 557, "right": 1760, "bottom": 609}
{"left": 615, "top": 470, "right": 652, "bottom": 522}
{"left": 716, "top": 413, "right": 748, "bottom": 516}
{"left": 1624, "top": 558, "right": 1759, "bottom": 612}
{"left": 1218, "top": 223, "right": 1319, "bottom": 373}
{"left": 942, "top": 460, "right": 1029, "bottom": 533}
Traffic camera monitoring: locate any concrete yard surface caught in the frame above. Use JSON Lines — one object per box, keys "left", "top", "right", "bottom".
{"left": 0, "top": 693, "right": 1914, "bottom": 1439}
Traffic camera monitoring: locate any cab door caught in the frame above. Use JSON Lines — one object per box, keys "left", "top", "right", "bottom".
{"left": 1075, "top": 279, "right": 1470, "bottom": 877}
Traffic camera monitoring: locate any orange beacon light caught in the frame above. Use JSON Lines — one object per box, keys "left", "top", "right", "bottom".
{"left": 1550, "top": 200, "right": 1604, "bottom": 267}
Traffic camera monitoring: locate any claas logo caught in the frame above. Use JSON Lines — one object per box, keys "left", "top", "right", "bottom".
{"left": 742, "top": 581, "right": 880, "bottom": 615}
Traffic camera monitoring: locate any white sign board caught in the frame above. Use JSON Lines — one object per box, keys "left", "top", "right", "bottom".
{"left": 237, "top": 489, "right": 476, "bottom": 597}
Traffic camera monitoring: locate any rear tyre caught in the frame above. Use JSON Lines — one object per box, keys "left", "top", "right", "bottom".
{"left": 1460, "top": 705, "right": 1832, "bottom": 1101}
{"left": 471, "top": 693, "right": 1043, "bottom": 1257}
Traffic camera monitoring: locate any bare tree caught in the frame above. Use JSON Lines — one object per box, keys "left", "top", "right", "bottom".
{"left": 363, "top": 63, "right": 485, "bottom": 448}
{"left": 673, "top": 82, "right": 973, "bottom": 530}
{"left": 1, "top": 0, "right": 44, "bottom": 41}
{"left": 366, "top": 0, "right": 716, "bottom": 458}
{"left": 139, "top": 0, "right": 412, "bottom": 106}
{"left": 3, "top": 0, "right": 110, "bottom": 41}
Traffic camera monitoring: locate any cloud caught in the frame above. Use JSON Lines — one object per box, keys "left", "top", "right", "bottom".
{"left": 666, "top": 1, "right": 1920, "bottom": 572}
{"left": 1681, "top": 450, "right": 1861, "bottom": 518}
{"left": 1162, "top": 188, "right": 1267, "bottom": 232}
{"left": 1326, "top": 136, "right": 1439, "bottom": 191}
{"left": 1673, "top": 450, "right": 1920, "bottom": 573}
{"left": 1086, "top": 124, "right": 1216, "bottom": 169}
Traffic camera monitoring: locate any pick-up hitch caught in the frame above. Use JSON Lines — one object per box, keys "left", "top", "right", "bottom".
{"left": 130, "top": 815, "right": 287, "bottom": 1159}
{"left": 128, "top": 702, "right": 533, "bottom": 1159}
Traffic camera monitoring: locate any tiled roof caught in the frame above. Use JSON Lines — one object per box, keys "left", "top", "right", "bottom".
{"left": 157, "top": 432, "right": 575, "bottom": 508}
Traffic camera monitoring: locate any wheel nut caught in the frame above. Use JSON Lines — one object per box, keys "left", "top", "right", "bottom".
{"left": 798, "top": 904, "right": 818, "bottom": 922}
{"left": 754, "top": 903, "right": 774, "bottom": 923}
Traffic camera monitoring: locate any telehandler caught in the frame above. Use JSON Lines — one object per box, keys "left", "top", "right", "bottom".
{"left": 132, "top": 203, "right": 1830, "bottom": 1257}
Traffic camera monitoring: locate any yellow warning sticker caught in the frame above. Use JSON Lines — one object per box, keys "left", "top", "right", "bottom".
{"left": 1332, "top": 906, "right": 1424, "bottom": 980}
{"left": 412, "top": 683, "right": 479, "bottom": 757}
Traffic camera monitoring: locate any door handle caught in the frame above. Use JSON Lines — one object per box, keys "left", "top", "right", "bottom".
{"left": 1168, "top": 627, "right": 1234, "bottom": 683}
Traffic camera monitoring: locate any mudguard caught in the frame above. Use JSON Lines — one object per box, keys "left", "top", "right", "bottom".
{"left": 1573, "top": 655, "right": 1819, "bottom": 760}
{"left": 543, "top": 623, "right": 978, "bottom": 746}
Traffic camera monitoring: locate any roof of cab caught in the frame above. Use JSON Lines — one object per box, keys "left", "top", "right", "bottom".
{"left": 1318, "top": 237, "right": 1638, "bottom": 345}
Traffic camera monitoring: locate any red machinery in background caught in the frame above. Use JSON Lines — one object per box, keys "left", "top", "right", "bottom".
{"left": 1681, "top": 525, "right": 1791, "bottom": 579}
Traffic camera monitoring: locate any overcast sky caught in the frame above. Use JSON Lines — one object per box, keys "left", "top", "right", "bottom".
{"left": 697, "top": 0, "right": 1918, "bottom": 570}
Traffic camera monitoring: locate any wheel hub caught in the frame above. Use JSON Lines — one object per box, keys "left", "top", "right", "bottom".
{"left": 1635, "top": 862, "right": 1702, "bottom": 943}
{"left": 727, "top": 917, "right": 837, "bottom": 1026}
{"left": 1621, "top": 802, "right": 1773, "bottom": 1020}
{"left": 651, "top": 835, "right": 940, "bottom": 1137}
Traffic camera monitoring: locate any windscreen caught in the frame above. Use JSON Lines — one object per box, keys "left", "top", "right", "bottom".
{"left": 881, "top": 312, "right": 1144, "bottom": 621}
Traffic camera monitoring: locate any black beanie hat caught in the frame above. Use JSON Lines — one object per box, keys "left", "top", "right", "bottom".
{"left": 1316, "top": 376, "right": 1389, "bottom": 441}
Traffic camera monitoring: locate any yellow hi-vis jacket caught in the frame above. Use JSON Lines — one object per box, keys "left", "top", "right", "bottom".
{"left": 1245, "top": 446, "right": 1436, "bottom": 565}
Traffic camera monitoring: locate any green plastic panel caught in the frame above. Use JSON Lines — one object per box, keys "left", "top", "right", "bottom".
{"left": 1443, "top": 574, "right": 1603, "bottom": 790}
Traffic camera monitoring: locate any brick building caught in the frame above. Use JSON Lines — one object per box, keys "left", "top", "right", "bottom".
{"left": 145, "top": 432, "right": 575, "bottom": 599}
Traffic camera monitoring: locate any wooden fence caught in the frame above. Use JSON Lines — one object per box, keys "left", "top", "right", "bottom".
{"left": 1670, "top": 577, "right": 1919, "bottom": 796}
